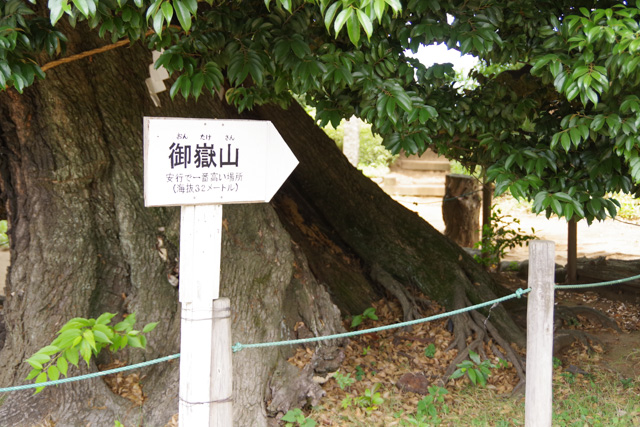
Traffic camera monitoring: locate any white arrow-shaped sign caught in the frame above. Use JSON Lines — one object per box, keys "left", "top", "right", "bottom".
{"left": 143, "top": 117, "right": 298, "bottom": 207}
{"left": 143, "top": 117, "right": 299, "bottom": 426}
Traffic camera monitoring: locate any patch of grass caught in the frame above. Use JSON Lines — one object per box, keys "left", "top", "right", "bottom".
{"left": 552, "top": 366, "right": 640, "bottom": 426}
{"left": 306, "top": 365, "right": 640, "bottom": 425}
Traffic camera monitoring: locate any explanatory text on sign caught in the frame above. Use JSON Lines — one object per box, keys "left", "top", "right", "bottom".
{"left": 144, "top": 118, "right": 273, "bottom": 206}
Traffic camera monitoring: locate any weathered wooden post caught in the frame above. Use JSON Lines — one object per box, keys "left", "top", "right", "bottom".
{"left": 210, "top": 297, "right": 232, "bottom": 425}
{"left": 525, "top": 240, "right": 556, "bottom": 427}
{"left": 143, "top": 118, "right": 298, "bottom": 426}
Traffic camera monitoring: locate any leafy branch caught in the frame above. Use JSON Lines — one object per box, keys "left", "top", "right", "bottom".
{"left": 25, "top": 312, "right": 158, "bottom": 393}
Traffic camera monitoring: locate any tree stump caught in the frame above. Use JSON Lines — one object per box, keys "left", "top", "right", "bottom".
{"left": 442, "top": 174, "right": 481, "bottom": 247}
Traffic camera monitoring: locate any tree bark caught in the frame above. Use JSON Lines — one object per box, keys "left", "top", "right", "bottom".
{"left": 0, "top": 28, "right": 346, "bottom": 426}
{"left": 0, "top": 23, "right": 524, "bottom": 426}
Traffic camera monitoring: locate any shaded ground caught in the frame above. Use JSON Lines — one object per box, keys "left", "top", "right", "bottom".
{"left": 297, "top": 279, "right": 640, "bottom": 425}
{"left": 290, "top": 192, "right": 640, "bottom": 425}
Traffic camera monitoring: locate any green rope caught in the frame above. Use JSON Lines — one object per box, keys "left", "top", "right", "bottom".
{"left": 0, "top": 353, "right": 180, "bottom": 393}
{"left": 4, "top": 270, "right": 638, "bottom": 392}
{"left": 555, "top": 272, "right": 640, "bottom": 290}
{"left": 232, "top": 287, "right": 531, "bottom": 352}
{"left": 6, "top": 271, "right": 639, "bottom": 392}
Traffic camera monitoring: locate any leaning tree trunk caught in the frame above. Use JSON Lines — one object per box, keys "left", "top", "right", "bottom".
{"left": 0, "top": 22, "right": 524, "bottom": 427}
{"left": 246, "top": 103, "right": 524, "bottom": 346}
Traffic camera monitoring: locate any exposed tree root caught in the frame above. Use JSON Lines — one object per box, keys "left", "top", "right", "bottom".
{"left": 443, "top": 286, "right": 526, "bottom": 386}
{"left": 369, "top": 265, "right": 528, "bottom": 391}
{"left": 555, "top": 305, "right": 621, "bottom": 332}
{"left": 553, "top": 329, "right": 603, "bottom": 356}
{"left": 370, "top": 264, "right": 430, "bottom": 322}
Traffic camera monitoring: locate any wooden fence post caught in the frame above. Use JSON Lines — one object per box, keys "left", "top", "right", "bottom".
{"left": 210, "top": 298, "right": 233, "bottom": 426}
{"left": 525, "top": 240, "right": 556, "bottom": 427}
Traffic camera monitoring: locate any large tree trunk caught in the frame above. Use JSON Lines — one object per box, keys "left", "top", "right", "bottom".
{"left": 246, "top": 102, "right": 523, "bottom": 345}
{"left": 0, "top": 24, "right": 523, "bottom": 426}
{"left": 0, "top": 28, "right": 345, "bottom": 426}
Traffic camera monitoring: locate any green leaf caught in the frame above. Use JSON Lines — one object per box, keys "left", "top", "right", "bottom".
{"left": 127, "top": 335, "right": 143, "bottom": 348}
{"left": 324, "top": 2, "right": 339, "bottom": 32}
{"left": 356, "top": 9, "right": 373, "bottom": 40}
{"left": 47, "top": 365, "right": 60, "bottom": 381}
{"left": 64, "top": 348, "right": 80, "bottom": 366}
{"left": 362, "top": 307, "right": 378, "bottom": 320}
{"left": 53, "top": 329, "right": 82, "bottom": 349}
{"left": 92, "top": 330, "right": 112, "bottom": 344}
{"left": 450, "top": 368, "right": 465, "bottom": 379}
{"left": 34, "top": 372, "right": 47, "bottom": 393}
{"left": 346, "top": 12, "right": 360, "bottom": 45}
{"left": 477, "top": 370, "right": 487, "bottom": 387}
{"left": 373, "top": 0, "right": 385, "bottom": 22}
{"left": 80, "top": 340, "right": 92, "bottom": 367}
{"left": 572, "top": 66, "right": 589, "bottom": 79}
{"left": 82, "top": 329, "right": 97, "bottom": 351}
{"left": 468, "top": 368, "right": 478, "bottom": 385}
{"left": 469, "top": 350, "right": 481, "bottom": 364}
{"left": 26, "top": 353, "right": 50, "bottom": 370}
{"left": 350, "top": 315, "right": 363, "bottom": 328}
{"left": 26, "top": 368, "right": 41, "bottom": 380}
{"left": 48, "top": 0, "right": 68, "bottom": 25}
{"left": 114, "top": 313, "right": 136, "bottom": 332}
{"left": 384, "top": 0, "right": 402, "bottom": 13}
{"left": 183, "top": 0, "right": 197, "bottom": 13}
{"left": 37, "top": 345, "right": 61, "bottom": 356}
{"left": 152, "top": 9, "right": 164, "bottom": 35}
{"left": 57, "top": 356, "right": 69, "bottom": 376}
{"left": 191, "top": 72, "right": 204, "bottom": 100}
{"left": 591, "top": 115, "right": 605, "bottom": 131}
{"left": 93, "top": 324, "right": 114, "bottom": 339}
{"left": 169, "top": 76, "right": 184, "bottom": 100}
{"left": 554, "top": 192, "right": 573, "bottom": 203}
{"left": 281, "top": 408, "right": 302, "bottom": 422}
{"left": 95, "top": 312, "right": 116, "bottom": 326}
{"left": 334, "top": 8, "right": 353, "bottom": 37}
{"left": 72, "top": 0, "right": 89, "bottom": 17}
{"left": 585, "top": 88, "right": 599, "bottom": 106}
{"left": 279, "top": 0, "right": 291, "bottom": 12}
{"left": 142, "top": 322, "right": 159, "bottom": 333}
{"left": 569, "top": 126, "right": 581, "bottom": 146}
{"left": 161, "top": 1, "right": 174, "bottom": 25}
{"left": 560, "top": 132, "right": 571, "bottom": 152}
{"left": 424, "top": 343, "right": 436, "bottom": 358}
{"left": 172, "top": 0, "right": 191, "bottom": 31}
{"left": 564, "top": 203, "right": 574, "bottom": 220}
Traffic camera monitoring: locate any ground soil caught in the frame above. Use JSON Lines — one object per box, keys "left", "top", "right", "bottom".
{"left": 394, "top": 194, "right": 640, "bottom": 264}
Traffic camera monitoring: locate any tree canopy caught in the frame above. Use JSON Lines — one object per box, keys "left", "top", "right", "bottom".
{"left": 2, "top": 0, "right": 640, "bottom": 222}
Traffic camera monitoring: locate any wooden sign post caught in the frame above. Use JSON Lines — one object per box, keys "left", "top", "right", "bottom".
{"left": 525, "top": 240, "right": 556, "bottom": 427}
{"left": 143, "top": 117, "right": 298, "bottom": 426}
